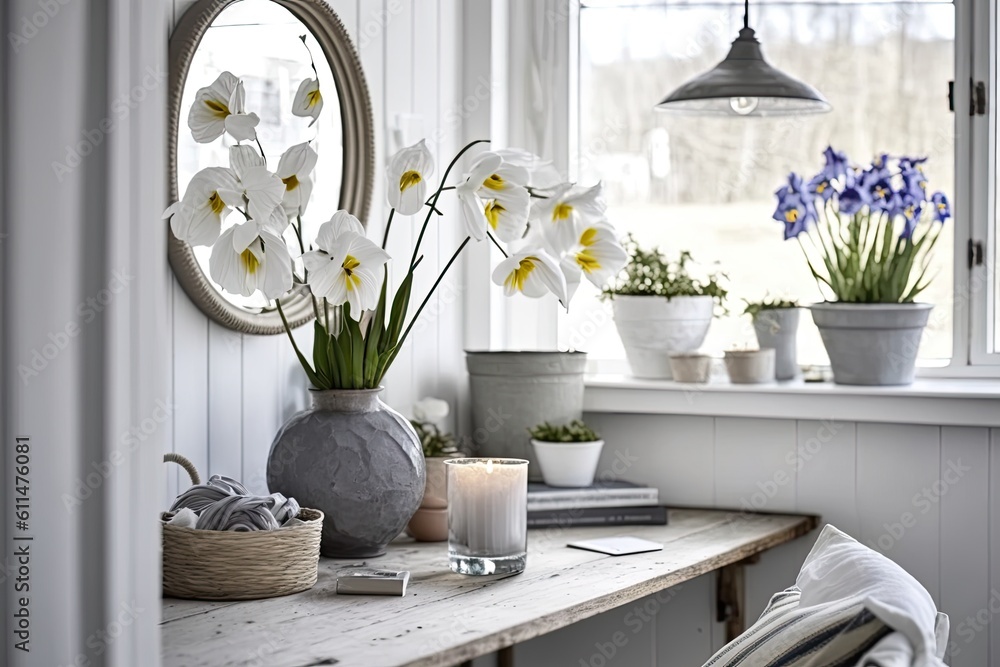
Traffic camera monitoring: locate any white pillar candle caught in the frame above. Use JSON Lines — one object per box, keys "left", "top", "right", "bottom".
{"left": 445, "top": 458, "right": 528, "bottom": 575}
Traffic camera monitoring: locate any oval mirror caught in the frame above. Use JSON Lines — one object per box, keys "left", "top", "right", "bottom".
{"left": 168, "top": 0, "right": 373, "bottom": 334}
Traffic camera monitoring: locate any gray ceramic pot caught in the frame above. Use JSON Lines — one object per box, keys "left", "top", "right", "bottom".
{"left": 810, "top": 303, "right": 933, "bottom": 386}
{"left": 752, "top": 308, "right": 800, "bottom": 380}
{"left": 267, "top": 388, "right": 425, "bottom": 558}
{"left": 466, "top": 351, "right": 586, "bottom": 481}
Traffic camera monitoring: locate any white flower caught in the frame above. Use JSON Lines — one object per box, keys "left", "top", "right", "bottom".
{"left": 162, "top": 167, "right": 242, "bottom": 246}
{"left": 303, "top": 211, "right": 390, "bottom": 318}
{"left": 239, "top": 166, "right": 286, "bottom": 228}
{"left": 276, "top": 142, "right": 318, "bottom": 217}
{"left": 491, "top": 248, "right": 568, "bottom": 305}
{"left": 386, "top": 140, "right": 434, "bottom": 215}
{"left": 456, "top": 153, "right": 531, "bottom": 243}
{"left": 187, "top": 72, "right": 260, "bottom": 143}
{"left": 292, "top": 78, "right": 323, "bottom": 126}
{"left": 413, "top": 397, "right": 449, "bottom": 424}
{"left": 533, "top": 182, "right": 606, "bottom": 253}
{"left": 229, "top": 144, "right": 264, "bottom": 178}
{"left": 209, "top": 224, "right": 293, "bottom": 300}
{"left": 558, "top": 222, "right": 628, "bottom": 303}
{"left": 493, "top": 149, "right": 562, "bottom": 189}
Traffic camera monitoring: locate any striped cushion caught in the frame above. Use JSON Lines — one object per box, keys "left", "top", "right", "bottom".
{"left": 702, "top": 587, "right": 893, "bottom": 667}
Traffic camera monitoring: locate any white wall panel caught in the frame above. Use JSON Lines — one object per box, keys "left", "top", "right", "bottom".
{"left": 714, "top": 417, "right": 797, "bottom": 513}
{"left": 939, "top": 426, "right": 990, "bottom": 666}
{"left": 857, "top": 422, "right": 942, "bottom": 603}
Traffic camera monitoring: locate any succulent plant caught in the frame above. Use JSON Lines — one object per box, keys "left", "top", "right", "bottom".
{"left": 528, "top": 420, "right": 601, "bottom": 443}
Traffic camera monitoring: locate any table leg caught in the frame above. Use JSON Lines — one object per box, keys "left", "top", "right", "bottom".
{"left": 458, "top": 647, "right": 513, "bottom": 667}
{"left": 716, "top": 554, "right": 760, "bottom": 642}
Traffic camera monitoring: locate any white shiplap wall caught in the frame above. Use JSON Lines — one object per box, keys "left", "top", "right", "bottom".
{"left": 165, "top": 0, "right": 469, "bottom": 503}
{"left": 510, "top": 415, "right": 999, "bottom": 667}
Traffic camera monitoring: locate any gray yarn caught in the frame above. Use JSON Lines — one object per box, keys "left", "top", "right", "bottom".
{"left": 169, "top": 474, "right": 301, "bottom": 532}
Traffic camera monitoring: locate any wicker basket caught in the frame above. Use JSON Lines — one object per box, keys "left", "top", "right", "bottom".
{"left": 162, "top": 453, "right": 323, "bottom": 600}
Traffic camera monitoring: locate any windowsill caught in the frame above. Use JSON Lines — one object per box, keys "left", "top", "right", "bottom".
{"left": 584, "top": 374, "right": 1000, "bottom": 427}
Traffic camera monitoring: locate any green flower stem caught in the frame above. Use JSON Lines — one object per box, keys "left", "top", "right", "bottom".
{"left": 410, "top": 139, "right": 490, "bottom": 269}
{"left": 254, "top": 137, "right": 267, "bottom": 162}
{"left": 382, "top": 208, "right": 395, "bottom": 249}
{"left": 397, "top": 236, "right": 471, "bottom": 352}
{"left": 487, "top": 231, "right": 509, "bottom": 258}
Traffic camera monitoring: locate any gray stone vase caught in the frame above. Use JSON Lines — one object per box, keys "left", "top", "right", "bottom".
{"left": 752, "top": 308, "right": 800, "bottom": 380}
{"left": 466, "top": 351, "right": 586, "bottom": 481}
{"left": 810, "top": 302, "right": 933, "bottom": 386}
{"left": 266, "top": 388, "right": 425, "bottom": 558}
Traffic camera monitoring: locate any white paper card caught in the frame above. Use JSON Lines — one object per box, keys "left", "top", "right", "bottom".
{"left": 567, "top": 536, "right": 663, "bottom": 556}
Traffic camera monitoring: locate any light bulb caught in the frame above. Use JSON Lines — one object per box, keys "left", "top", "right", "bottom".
{"left": 730, "top": 96, "right": 759, "bottom": 115}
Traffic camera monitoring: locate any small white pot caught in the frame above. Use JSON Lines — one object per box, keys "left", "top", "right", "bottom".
{"left": 724, "top": 349, "right": 776, "bottom": 384}
{"left": 669, "top": 353, "right": 712, "bottom": 383}
{"left": 612, "top": 295, "right": 714, "bottom": 379}
{"left": 530, "top": 439, "right": 605, "bottom": 487}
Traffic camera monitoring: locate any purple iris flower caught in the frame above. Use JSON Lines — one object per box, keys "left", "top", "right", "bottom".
{"left": 899, "top": 157, "right": 929, "bottom": 203}
{"left": 820, "top": 146, "right": 849, "bottom": 182}
{"left": 867, "top": 177, "right": 900, "bottom": 213}
{"left": 931, "top": 192, "right": 951, "bottom": 223}
{"left": 897, "top": 202, "right": 923, "bottom": 240}
{"left": 838, "top": 186, "right": 867, "bottom": 215}
{"left": 808, "top": 173, "right": 836, "bottom": 202}
{"left": 773, "top": 173, "right": 817, "bottom": 240}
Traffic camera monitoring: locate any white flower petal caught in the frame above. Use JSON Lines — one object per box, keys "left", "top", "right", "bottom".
{"left": 209, "top": 226, "right": 246, "bottom": 294}
{"left": 259, "top": 230, "right": 293, "bottom": 299}
{"left": 386, "top": 140, "right": 435, "bottom": 214}
{"left": 225, "top": 112, "right": 260, "bottom": 142}
{"left": 229, "top": 145, "right": 264, "bottom": 179}
{"left": 458, "top": 191, "right": 488, "bottom": 242}
{"left": 241, "top": 166, "right": 285, "bottom": 222}
{"left": 231, "top": 219, "right": 259, "bottom": 253}
{"left": 187, "top": 72, "right": 239, "bottom": 143}
{"left": 277, "top": 142, "right": 319, "bottom": 179}
{"left": 292, "top": 78, "right": 323, "bottom": 125}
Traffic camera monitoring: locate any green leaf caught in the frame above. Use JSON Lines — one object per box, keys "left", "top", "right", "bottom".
{"left": 346, "top": 313, "right": 365, "bottom": 387}
{"left": 365, "top": 271, "right": 389, "bottom": 385}
{"left": 312, "top": 321, "right": 332, "bottom": 387}
{"left": 384, "top": 270, "right": 414, "bottom": 351}
{"left": 337, "top": 305, "right": 355, "bottom": 388}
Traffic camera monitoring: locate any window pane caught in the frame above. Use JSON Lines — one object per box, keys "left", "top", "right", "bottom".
{"left": 566, "top": 1, "right": 955, "bottom": 365}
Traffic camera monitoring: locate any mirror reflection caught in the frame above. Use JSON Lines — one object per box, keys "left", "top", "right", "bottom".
{"left": 175, "top": 0, "right": 344, "bottom": 312}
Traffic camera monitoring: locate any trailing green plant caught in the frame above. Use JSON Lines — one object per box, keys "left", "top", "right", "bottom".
{"left": 410, "top": 421, "right": 459, "bottom": 458}
{"left": 528, "top": 420, "right": 600, "bottom": 443}
{"left": 600, "top": 235, "right": 727, "bottom": 307}
{"left": 743, "top": 296, "right": 800, "bottom": 318}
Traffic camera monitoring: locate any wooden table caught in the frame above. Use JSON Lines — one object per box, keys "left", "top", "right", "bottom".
{"left": 161, "top": 509, "right": 818, "bottom": 667}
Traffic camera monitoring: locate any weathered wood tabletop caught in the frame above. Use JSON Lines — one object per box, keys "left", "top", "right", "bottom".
{"left": 161, "top": 509, "right": 817, "bottom": 667}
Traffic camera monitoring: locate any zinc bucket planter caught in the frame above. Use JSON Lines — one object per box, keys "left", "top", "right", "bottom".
{"left": 466, "top": 351, "right": 587, "bottom": 481}
{"left": 810, "top": 303, "right": 933, "bottom": 386}
{"left": 612, "top": 295, "right": 714, "bottom": 379}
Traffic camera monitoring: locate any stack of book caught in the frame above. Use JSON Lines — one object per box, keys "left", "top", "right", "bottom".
{"left": 526, "top": 480, "right": 667, "bottom": 528}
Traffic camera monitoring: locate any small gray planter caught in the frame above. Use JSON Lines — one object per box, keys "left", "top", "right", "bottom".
{"left": 810, "top": 303, "right": 933, "bottom": 386}
{"left": 267, "top": 388, "right": 425, "bottom": 558}
{"left": 752, "top": 308, "right": 800, "bottom": 380}
{"left": 466, "top": 351, "right": 586, "bottom": 481}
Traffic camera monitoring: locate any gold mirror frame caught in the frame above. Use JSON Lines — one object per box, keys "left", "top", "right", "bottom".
{"left": 167, "top": 0, "right": 374, "bottom": 334}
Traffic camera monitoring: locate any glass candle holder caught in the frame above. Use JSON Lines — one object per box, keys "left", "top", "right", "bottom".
{"left": 445, "top": 458, "right": 528, "bottom": 576}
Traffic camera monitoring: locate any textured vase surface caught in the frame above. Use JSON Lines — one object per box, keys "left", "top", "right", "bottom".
{"left": 267, "top": 388, "right": 425, "bottom": 558}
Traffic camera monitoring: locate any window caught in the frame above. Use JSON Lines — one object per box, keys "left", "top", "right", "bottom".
{"left": 561, "top": 0, "right": 961, "bottom": 368}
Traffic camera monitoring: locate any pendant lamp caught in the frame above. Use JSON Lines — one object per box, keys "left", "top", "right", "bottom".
{"left": 655, "top": 0, "right": 831, "bottom": 116}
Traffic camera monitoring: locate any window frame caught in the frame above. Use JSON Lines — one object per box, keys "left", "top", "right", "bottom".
{"left": 555, "top": 0, "right": 1000, "bottom": 377}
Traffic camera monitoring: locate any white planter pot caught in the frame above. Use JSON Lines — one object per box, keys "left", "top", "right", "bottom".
{"left": 724, "top": 349, "right": 776, "bottom": 384}
{"left": 810, "top": 303, "right": 933, "bottom": 386}
{"left": 752, "top": 308, "right": 800, "bottom": 380}
{"left": 612, "top": 295, "right": 714, "bottom": 379}
{"left": 530, "top": 439, "right": 605, "bottom": 487}
{"left": 669, "top": 354, "right": 712, "bottom": 383}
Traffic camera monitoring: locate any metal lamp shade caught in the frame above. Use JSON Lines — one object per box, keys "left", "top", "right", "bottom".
{"left": 656, "top": 27, "right": 830, "bottom": 117}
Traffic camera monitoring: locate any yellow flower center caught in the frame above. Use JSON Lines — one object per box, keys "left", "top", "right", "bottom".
{"left": 240, "top": 248, "right": 259, "bottom": 275}
{"left": 484, "top": 200, "right": 505, "bottom": 230}
{"left": 399, "top": 170, "right": 422, "bottom": 193}
{"left": 816, "top": 182, "right": 827, "bottom": 193}
{"left": 784, "top": 209, "right": 799, "bottom": 223}
{"left": 504, "top": 258, "right": 536, "bottom": 293}
{"left": 482, "top": 174, "right": 505, "bottom": 191}
{"left": 905, "top": 205, "right": 915, "bottom": 218}
{"left": 209, "top": 192, "right": 226, "bottom": 215}
{"left": 552, "top": 202, "right": 573, "bottom": 222}
{"left": 306, "top": 89, "right": 322, "bottom": 108}
{"left": 938, "top": 203, "right": 947, "bottom": 211}
{"left": 205, "top": 99, "right": 230, "bottom": 119}
{"left": 342, "top": 255, "right": 362, "bottom": 291}
{"left": 579, "top": 227, "right": 599, "bottom": 247}
{"left": 282, "top": 174, "right": 299, "bottom": 191}
{"left": 576, "top": 250, "right": 601, "bottom": 274}
{"left": 875, "top": 186, "right": 888, "bottom": 200}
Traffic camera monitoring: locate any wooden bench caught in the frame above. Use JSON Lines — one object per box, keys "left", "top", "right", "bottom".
{"left": 161, "top": 508, "right": 818, "bottom": 667}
